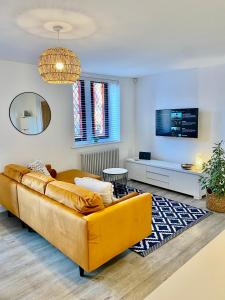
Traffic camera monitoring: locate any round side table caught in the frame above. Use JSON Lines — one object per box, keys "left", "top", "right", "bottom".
{"left": 103, "top": 168, "right": 128, "bottom": 185}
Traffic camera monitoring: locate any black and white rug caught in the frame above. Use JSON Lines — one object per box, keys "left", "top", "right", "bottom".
{"left": 114, "top": 183, "right": 212, "bottom": 257}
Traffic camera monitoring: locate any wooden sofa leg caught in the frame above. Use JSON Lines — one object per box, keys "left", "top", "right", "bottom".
{"left": 27, "top": 226, "right": 35, "bottom": 233}
{"left": 7, "top": 211, "right": 13, "bottom": 218}
{"left": 79, "top": 266, "right": 84, "bottom": 277}
{"left": 21, "top": 221, "right": 27, "bottom": 228}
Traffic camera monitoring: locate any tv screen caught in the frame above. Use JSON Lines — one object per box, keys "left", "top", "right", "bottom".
{"left": 156, "top": 108, "right": 199, "bottom": 138}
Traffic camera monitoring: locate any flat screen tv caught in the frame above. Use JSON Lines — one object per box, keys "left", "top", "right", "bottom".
{"left": 156, "top": 108, "right": 199, "bottom": 138}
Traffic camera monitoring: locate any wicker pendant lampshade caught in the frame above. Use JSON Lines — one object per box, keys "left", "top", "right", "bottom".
{"left": 38, "top": 26, "right": 81, "bottom": 84}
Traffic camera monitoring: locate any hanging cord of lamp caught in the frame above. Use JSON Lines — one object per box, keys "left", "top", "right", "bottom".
{"left": 54, "top": 26, "right": 64, "bottom": 71}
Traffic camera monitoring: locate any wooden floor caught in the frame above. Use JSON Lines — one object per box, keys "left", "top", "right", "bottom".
{"left": 1, "top": 181, "right": 225, "bottom": 300}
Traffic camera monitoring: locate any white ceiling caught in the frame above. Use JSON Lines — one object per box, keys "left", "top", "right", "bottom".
{"left": 1, "top": 0, "right": 225, "bottom": 77}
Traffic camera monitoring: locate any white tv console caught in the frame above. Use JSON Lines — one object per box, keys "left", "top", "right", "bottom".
{"left": 126, "top": 158, "right": 205, "bottom": 200}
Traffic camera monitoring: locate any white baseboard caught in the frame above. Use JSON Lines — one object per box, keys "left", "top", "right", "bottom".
{"left": 0, "top": 205, "right": 6, "bottom": 213}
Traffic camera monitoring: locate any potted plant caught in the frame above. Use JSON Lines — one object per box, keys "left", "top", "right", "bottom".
{"left": 200, "top": 140, "right": 225, "bottom": 212}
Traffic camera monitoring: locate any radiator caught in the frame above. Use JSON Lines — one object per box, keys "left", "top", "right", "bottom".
{"left": 81, "top": 148, "right": 119, "bottom": 176}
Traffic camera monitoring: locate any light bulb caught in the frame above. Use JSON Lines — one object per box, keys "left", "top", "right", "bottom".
{"left": 195, "top": 154, "right": 204, "bottom": 170}
{"left": 55, "top": 62, "right": 64, "bottom": 71}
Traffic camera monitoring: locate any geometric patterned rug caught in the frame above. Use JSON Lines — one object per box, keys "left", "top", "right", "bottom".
{"left": 114, "top": 183, "right": 212, "bottom": 257}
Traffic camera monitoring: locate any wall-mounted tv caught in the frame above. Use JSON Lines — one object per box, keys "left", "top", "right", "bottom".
{"left": 156, "top": 108, "right": 199, "bottom": 138}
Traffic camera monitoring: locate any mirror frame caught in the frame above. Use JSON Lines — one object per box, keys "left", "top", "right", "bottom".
{"left": 9, "top": 92, "right": 51, "bottom": 136}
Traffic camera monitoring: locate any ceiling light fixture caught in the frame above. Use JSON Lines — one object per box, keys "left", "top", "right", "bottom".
{"left": 38, "top": 25, "right": 81, "bottom": 84}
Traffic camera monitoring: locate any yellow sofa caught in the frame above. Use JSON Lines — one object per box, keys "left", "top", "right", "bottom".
{"left": 0, "top": 164, "right": 152, "bottom": 276}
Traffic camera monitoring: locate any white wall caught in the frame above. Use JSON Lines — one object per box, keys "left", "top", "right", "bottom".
{"left": 2, "top": 59, "right": 225, "bottom": 171}
{"left": 135, "top": 65, "right": 225, "bottom": 164}
{"left": 0, "top": 60, "right": 135, "bottom": 172}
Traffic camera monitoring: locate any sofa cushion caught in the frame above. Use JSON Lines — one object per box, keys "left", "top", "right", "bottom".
{"left": 75, "top": 177, "right": 113, "bottom": 205}
{"left": 4, "top": 164, "right": 30, "bottom": 183}
{"left": 22, "top": 172, "right": 55, "bottom": 194}
{"left": 45, "top": 181, "right": 104, "bottom": 215}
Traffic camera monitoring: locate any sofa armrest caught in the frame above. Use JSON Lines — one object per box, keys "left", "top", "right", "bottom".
{"left": 84, "top": 193, "right": 152, "bottom": 272}
{"left": 0, "top": 174, "right": 19, "bottom": 217}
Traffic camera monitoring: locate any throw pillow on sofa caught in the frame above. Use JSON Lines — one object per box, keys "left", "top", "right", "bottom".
{"left": 27, "top": 160, "right": 50, "bottom": 176}
{"left": 74, "top": 177, "right": 114, "bottom": 205}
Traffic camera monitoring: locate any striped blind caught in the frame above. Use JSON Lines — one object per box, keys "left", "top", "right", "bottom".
{"left": 73, "top": 78, "right": 120, "bottom": 147}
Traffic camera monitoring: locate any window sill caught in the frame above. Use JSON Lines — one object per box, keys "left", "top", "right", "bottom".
{"left": 72, "top": 140, "right": 121, "bottom": 149}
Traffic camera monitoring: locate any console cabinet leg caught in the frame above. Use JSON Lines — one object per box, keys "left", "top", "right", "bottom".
{"left": 79, "top": 266, "right": 84, "bottom": 277}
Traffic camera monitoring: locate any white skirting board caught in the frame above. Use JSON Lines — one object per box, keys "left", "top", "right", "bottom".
{"left": 0, "top": 205, "right": 6, "bottom": 213}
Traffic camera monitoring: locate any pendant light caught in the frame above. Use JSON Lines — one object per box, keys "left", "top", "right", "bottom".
{"left": 38, "top": 25, "right": 81, "bottom": 84}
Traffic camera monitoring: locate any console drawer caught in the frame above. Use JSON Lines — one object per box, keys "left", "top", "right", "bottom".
{"left": 146, "top": 171, "right": 169, "bottom": 183}
{"left": 146, "top": 166, "right": 171, "bottom": 176}
{"left": 145, "top": 177, "right": 170, "bottom": 189}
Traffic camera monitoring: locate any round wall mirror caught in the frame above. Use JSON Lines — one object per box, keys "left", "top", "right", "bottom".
{"left": 9, "top": 92, "right": 51, "bottom": 135}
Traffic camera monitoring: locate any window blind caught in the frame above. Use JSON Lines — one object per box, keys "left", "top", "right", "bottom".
{"left": 73, "top": 78, "right": 120, "bottom": 147}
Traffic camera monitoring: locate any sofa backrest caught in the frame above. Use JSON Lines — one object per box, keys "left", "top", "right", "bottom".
{"left": 17, "top": 183, "right": 89, "bottom": 270}
{"left": 1, "top": 164, "right": 105, "bottom": 217}
{"left": 22, "top": 172, "right": 55, "bottom": 194}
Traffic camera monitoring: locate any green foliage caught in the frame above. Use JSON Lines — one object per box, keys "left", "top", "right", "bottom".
{"left": 200, "top": 141, "right": 225, "bottom": 196}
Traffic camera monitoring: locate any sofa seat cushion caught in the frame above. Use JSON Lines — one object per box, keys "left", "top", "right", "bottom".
{"left": 22, "top": 172, "right": 55, "bottom": 194}
{"left": 56, "top": 169, "right": 101, "bottom": 184}
{"left": 4, "top": 164, "right": 30, "bottom": 183}
{"left": 45, "top": 181, "right": 104, "bottom": 215}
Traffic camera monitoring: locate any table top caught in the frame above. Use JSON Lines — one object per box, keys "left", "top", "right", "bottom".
{"left": 146, "top": 229, "right": 225, "bottom": 300}
{"left": 103, "top": 168, "right": 128, "bottom": 175}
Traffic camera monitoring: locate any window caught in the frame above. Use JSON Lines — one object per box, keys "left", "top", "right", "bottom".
{"left": 73, "top": 80, "right": 86, "bottom": 141}
{"left": 73, "top": 78, "right": 120, "bottom": 147}
{"left": 91, "top": 81, "right": 109, "bottom": 139}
